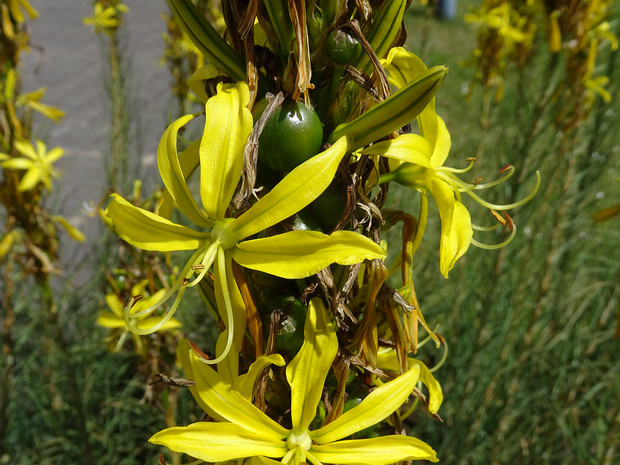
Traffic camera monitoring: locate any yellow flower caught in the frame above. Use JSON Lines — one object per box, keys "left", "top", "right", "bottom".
{"left": 150, "top": 299, "right": 441, "bottom": 464}
{"left": 105, "top": 82, "right": 385, "bottom": 364}
{"left": 83, "top": 2, "right": 129, "bottom": 35}
{"left": 1, "top": 139, "right": 64, "bottom": 192}
{"left": 366, "top": 47, "right": 539, "bottom": 277}
{"left": 97, "top": 280, "right": 181, "bottom": 356}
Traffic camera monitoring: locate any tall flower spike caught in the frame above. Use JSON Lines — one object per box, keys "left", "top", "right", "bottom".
{"left": 105, "top": 81, "right": 386, "bottom": 364}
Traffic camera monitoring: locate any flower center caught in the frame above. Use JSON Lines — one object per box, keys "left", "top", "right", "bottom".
{"left": 286, "top": 430, "right": 312, "bottom": 452}
{"left": 210, "top": 220, "right": 238, "bottom": 250}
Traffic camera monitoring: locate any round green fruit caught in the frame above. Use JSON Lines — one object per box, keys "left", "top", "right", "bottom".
{"left": 326, "top": 29, "right": 362, "bottom": 65}
{"left": 256, "top": 99, "right": 323, "bottom": 173}
{"left": 271, "top": 295, "right": 307, "bottom": 352}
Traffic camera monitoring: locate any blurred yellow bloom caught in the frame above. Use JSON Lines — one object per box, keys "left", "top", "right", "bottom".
{"left": 1, "top": 139, "right": 64, "bottom": 192}
{"left": 97, "top": 280, "right": 181, "bottom": 355}
{"left": 18, "top": 87, "right": 65, "bottom": 122}
{"left": 83, "top": 2, "right": 129, "bottom": 35}
{"left": 6, "top": 0, "right": 38, "bottom": 23}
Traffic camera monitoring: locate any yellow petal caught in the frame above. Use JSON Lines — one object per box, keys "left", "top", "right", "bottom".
{"left": 234, "top": 230, "right": 386, "bottom": 279}
{"left": 52, "top": 215, "right": 85, "bottom": 242}
{"left": 150, "top": 422, "right": 286, "bottom": 463}
{"left": 187, "top": 64, "right": 218, "bottom": 102}
{"left": 106, "top": 193, "right": 208, "bottom": 251}
{"left": 96, "top": 310, "right": 124, "bottom": 328}
{"left": 231, "top": 137, "right": 348, "bottom": 240}
{"left": 312, "top": 365, "right": 420, "bottom": 444}
{"left": 157, "top": 114, "right": 212, "bottom": 228}
{"left": 311, "top": 435, "right": 438, "bottom": 464}
{"left": 287, "top": 298, "right": 338, "bottom": 432}
{"left": 439, "top": 201, "right": 472, "bottom": 278}
{"left": 188, "top": 349, "right": 289, "bottom": 440}
{"left": 361, "top": 134, "right": 432, "bottom": 167}
{"left": 375, "top": 350, "right": 443, "bottom": 414}
{"left": 236, "top": 354, "right": 286, "bottom": 400}
{"left": 429, "top": 115, "right": 451, "bottom": 168}
{"left": 200, "top": 81, "right": 252, "bottom": 220}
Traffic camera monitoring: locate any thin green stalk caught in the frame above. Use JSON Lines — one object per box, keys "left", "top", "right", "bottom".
{"left": 37, "top": 275, "right": 95, "bottom": 465}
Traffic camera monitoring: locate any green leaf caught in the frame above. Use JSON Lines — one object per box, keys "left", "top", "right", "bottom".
{"left": 157, "top": 114, "right": 212, "bottom": 228}
{"left": 105, "top": 194, "right": 208, "bottom": 251}
{"left": 200, "top": 82, "right": 253, "bottom": 220}
{"left": 150, "top": 422, "right": 287, "bottom": 463}
{"left": 311, "top": 435, "right": 438, "bottom": 464}
{"left": 167, "top": 0, "right": 247, "bottom": 81}
{"left": 233, "top": 230, "right": 386, "bottom": 279}
{"left": 287, "top": 298, "right": 338, "bottom": 432}
{"left": 231, "top": 137, "right": 348, "bottom": 240}
{"left": 328, "top": 66, "right": 447, "bottom": 151}
{"left": 356, "top": 0, "right": 407, "bottom": 75}
{"left": 311, "top": 365, "right": 420, "bottom": 444}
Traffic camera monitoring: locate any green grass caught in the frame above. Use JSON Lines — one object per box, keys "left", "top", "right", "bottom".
{"left": 399, "top": 3, "right": 620, "bottom": 464}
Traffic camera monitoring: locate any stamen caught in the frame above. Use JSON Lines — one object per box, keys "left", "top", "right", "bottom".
{"left": 197, "top": 247, "right": 235, "bottom": 365}
{"left": 122, "top": 248, "right": 204, "bottom": 333}
{"left": 466, "top": 170, "right": 541, "bottom": 210}
{"left": 503, "top": 211, "right": 514, "bottom": 231}
{"left": 471, "top": 222, "right": 518, "bottom": 249}
{"left": 473, "top": 164, "right": 515, "bottom": 189}
{"left": 189, "top": 339, "right": 211, "bottom": 361}
{"left": 471, "top": 222, "right": 501, "bottom": 232}
{"left": 498, "top": 163, "right": 512, "bottom": 174}
{"left": 186, "top": 241, "right": 220, "bottom": 288}
{"left": 490, "top": 209, "right": 506, "bottom": 225}
{"left": 438, "top": 158, "right": 475, "bottom": 174}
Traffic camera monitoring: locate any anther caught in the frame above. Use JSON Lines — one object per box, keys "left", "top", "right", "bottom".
{"left": 466, "top": 157, "right": 477, "bottom": 162}
{"left": 498, "top": 163, "right": 512, "bottom": 174}
{"left": 473, "top": 177, "right": 483, "bottom": 186}
{"left": 503, "top": 212, "right": 514, "bottom": 231}
{"left": 189, "top": 340, "right": 211, "bottom": 361}
{"left": 127, "top": 295, "right": 143, "bottom": 308}
{"left": 490, "top": 209, "right": 506, "bottom": 225}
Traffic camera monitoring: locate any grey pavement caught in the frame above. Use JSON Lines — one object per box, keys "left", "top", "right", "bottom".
{"left": 19, "top": 1, "right": 175, "bottom": 277}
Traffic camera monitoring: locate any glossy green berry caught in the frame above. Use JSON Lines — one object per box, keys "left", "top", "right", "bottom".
{"left": 255, "top": 99, "right": 324, "bottom": 173}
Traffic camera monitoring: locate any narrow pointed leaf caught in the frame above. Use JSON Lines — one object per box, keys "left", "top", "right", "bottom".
{"left": 287, "top": 298, "right": 338, "bottom": 432}
{"left": 328, "top": 67, "right": 447, "bottom": 151}
{"left": 311, "top": 435, "right": 438, "bottom": 464}
{"left": 231, "top": 137, "right": 348, "bottom": 240}
{"left": 150, "top": 422, "right": 286, "bottom": 463}
{"left": 234, "top": 230, "right": 386, "bottom": 279}
{"left": 312, "top": 365, "right": 420, "bottom": 444}
{"left": 356, "top": 0, "right": 407, "bottom": 75}
{"left": 201, "top": 82, "right": 253, "bottom": 220}
{"left": 106, "top": 194, "right": 208, "bottom": 251}
{"left": 167, "top": 0, "right": 246, "bottom": 81}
